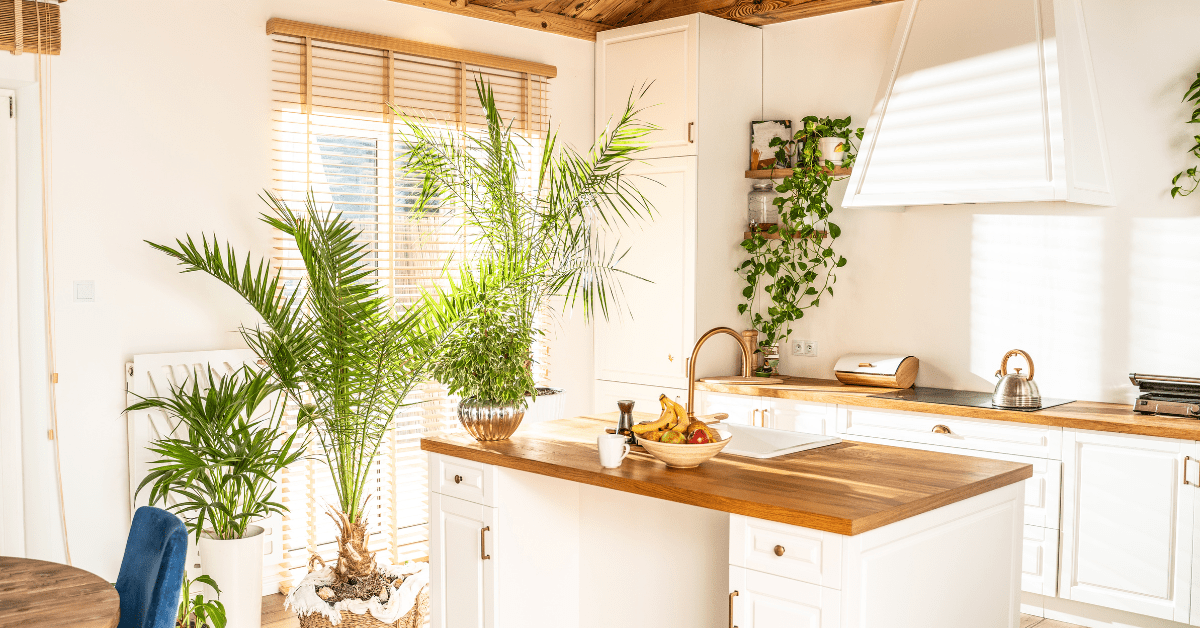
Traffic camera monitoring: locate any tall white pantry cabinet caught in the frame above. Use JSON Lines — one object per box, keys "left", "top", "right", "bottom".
{"left": 592, "top": 14, "right": 763, "bottom": 414}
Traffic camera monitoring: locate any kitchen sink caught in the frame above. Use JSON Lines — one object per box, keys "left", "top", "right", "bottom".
{"left": 719, "top": 424, "right": 841, "bottom": 459}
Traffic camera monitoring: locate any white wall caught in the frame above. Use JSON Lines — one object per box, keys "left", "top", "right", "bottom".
{"left": 34, "top": 0, "right": 594, "bottom": 580}
{"left": 760, "top": 0, "right": 1200, "bottom": 403}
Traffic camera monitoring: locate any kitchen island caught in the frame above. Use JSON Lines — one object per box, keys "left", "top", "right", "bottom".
{"left": 422, "top": 416, "right": 1032, "bottom": 628}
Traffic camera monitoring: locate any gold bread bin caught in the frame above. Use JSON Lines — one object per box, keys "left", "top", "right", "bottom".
{"left": 834, "top": 354, "right": 919, "bottom": 389}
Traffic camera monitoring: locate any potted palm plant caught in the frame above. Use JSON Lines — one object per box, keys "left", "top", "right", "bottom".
{"left": 147, "top": 196, "right": 435, "bottom": 628}
{"left": 400, "top": 82, "right": 654, "bottom": 440}
{"left": 128, "top": 365, "right": 303, "bottom": 628}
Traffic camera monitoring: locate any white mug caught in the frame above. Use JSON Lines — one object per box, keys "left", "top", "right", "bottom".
{"left": 597, "top": 433, "right": 631, "bottom": 469}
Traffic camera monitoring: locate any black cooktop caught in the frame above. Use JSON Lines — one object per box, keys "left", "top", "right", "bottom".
{"left": 867, "top": 387, "right": 1074, "bottom": 412}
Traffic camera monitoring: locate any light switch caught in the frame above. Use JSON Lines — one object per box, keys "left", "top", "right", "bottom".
{"left": 73, "top": 280, "right": 95, "bottom": 302}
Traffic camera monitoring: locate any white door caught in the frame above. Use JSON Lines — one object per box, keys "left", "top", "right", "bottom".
{"left": 593, "top": 156, "right": 696, "bottom": 389}
{"left": 729, "top": 565, "right": 840, "bottom": 628}
{"left": 0, "top": 89, "right": 21, "bottom": 557}
{"left": 763, "top": 398, "right": 836, "bottom": 434}
{"left": 596, "top": 15, "right": 698, "bottom": 158}
{"left": 430, "top": 492, "right": 497, "bottom": 628}
{"left": 1059, "top": 430, "right": 1195, "bottom": 622}
{"left": 700, "top": 392, "right": 762, "bottom": 427}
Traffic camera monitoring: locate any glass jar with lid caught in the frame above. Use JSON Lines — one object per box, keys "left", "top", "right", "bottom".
{"left": 747, "top": 181, "right": 779, "bottom": 229}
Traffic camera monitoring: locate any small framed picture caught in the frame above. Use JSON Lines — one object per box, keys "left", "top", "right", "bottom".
{"left": 750, "top": 120, "right": 792, "bottom": 170}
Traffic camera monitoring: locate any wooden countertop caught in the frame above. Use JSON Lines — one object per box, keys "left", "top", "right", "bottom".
{"left": 421, "top": 416, "right": 1031, "bottom": 536}
{"left": 697, "top": 376, "right": 1200, "bottom": 441}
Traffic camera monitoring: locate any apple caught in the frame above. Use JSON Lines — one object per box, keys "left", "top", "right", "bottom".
{"left": 660, "top": 431, "right": 687, "bottom": 444}
{"left": 687, "top": 430, "right": 710, "bottom": 444}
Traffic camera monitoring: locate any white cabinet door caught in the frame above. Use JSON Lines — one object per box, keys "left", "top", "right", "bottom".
{"left": 593, "top": 380, "right": 685, "bottom": 416}
{"left": 593, "top": 157, "right": 696, "bottom": 389}
{"left": 729, "top": 565, "right": 840, "bottom": 628}
{"left": 596, "top": 15, "right": 698, "bottom": 158}
{"left": 700, "top": 392, "right": 763, "bottom": 427}
{"left": 764, "top": 398, "right": 837, "bottom": 435}
{"left": 430, "top": 492, "right": 497, "bottom": 628}
{"left": 1059, "top": 430, "right": 1196, "bottom": 622}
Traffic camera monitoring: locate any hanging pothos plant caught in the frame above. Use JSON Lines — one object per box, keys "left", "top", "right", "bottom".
{"left": 1171, "top": 71, "right": 1200, "bottom": 198}
{"left": 737, "top": 116, "right": 862, "bottom": 370}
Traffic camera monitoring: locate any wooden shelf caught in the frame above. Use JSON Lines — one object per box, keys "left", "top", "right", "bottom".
{"left": 746, "top": 166, "right": 852, "bottom": 179}
{"left": 744, "top": 229, "right": 828, "bottom": 241}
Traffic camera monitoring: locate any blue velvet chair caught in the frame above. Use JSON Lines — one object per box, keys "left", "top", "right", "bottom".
{"left": 116, "top": 506, "right": 189, "bottom": 628}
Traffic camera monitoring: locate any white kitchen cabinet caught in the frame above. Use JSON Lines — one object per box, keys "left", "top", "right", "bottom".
{"left": 593, "top": 14, "right": 762, "bottom": 398}
{"left": 593, "top": 379, "right": 685, "bottom": 415}
{"left": 1022, "top": 525, "right": 1059, "bottom": 598}
{"left": 701, "top": 392, "right": 836, "bottom": 434}
{"left": 730, "top": 565, "right": 841, "bottom": 628}
{"left": 430, "top": 492, "right": 497, "bottom": 628}
{"left": 1058, "top": 430, "right": 1197, "bottom": 622}
{"left": 594, "top": 156, "right": 696, "bottom": 390}
{"left": 596, "top": 15, "right": 697, "bottom": 159}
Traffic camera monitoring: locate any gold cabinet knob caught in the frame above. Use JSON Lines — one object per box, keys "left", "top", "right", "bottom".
{"left": 932, "top": 424, "right": 951, "bottom": 434}
{"left": 668, "top": 354, "right": 674, "bottom": 362}
{"left": 773, "top": 545, "right": 785, "bottom": 557}
{"left": 454, "top": 474, "right": 463, "bottom": 484}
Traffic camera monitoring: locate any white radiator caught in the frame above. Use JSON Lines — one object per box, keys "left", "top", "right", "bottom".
{"left": 125, "top": 349, "right": 285, "bottom": 595}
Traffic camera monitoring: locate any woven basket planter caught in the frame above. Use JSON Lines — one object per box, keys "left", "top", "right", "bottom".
{"left": 296, "top": 585, "right": 429, "bottom": 628}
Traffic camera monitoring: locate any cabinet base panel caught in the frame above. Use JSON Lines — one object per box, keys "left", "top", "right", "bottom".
{"left": 1024, "top": 594, "right": 1193, "bottom": 628}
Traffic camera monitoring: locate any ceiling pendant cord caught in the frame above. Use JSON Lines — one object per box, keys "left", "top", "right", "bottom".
{"left": 13, "top": 0, "right": 23, "bottom": 55}
{"left": 33, "top": 0, "right": 70, "bottom": 566}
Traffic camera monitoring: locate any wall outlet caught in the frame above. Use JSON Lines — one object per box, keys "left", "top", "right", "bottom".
{"left": 792, "top": 340, "right": 818, "bottom": 357}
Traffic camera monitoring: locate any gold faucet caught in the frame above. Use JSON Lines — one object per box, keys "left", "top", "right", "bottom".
{"left": 686, "top": 327, "right": 754, "bottom": 419}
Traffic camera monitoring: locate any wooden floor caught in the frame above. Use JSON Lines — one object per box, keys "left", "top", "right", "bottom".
{"left": 263, "top": 593, "right": 1080, "bottom": 628}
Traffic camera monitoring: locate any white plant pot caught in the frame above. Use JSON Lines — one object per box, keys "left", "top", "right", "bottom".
{"left": 523, "top": 388, "right": 566, "bottom": 424}
{"left": 818, "top": 136, "right": 846, "bottom": 165}
{"left": 198, "top": 525, "right": 264, "bottom": 628}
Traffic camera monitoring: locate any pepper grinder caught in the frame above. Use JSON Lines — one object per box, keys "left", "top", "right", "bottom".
{"left": 616, "top": 400, "right": 635, "bottom": 443}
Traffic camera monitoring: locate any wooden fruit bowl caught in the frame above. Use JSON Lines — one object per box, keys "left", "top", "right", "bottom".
{"left": 636, "top": 433, "right": 732, "bottom": 469}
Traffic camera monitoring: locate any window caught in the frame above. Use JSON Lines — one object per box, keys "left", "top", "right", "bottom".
{"left": 267, "top": 20, "right": 553, "bottom": 589}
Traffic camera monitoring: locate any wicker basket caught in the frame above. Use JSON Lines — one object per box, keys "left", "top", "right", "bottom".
{"left": 297, "top": 585, "right": 429, "bottom": 628}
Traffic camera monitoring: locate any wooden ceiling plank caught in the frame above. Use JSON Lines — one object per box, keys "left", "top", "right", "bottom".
{"left": 596, "top": 0, "right": 657, "bottom": 26}
{"left": 381, "top": 0, "right": 603, "bottom": 40}
{"left": 613, "top": 0, "right": 674, "bottom": 27}
{"left": 743, "top": 0, "right": 899, "bottom": 24}
{"left": 569, "top": 0, "right": 616, "bottom": 21}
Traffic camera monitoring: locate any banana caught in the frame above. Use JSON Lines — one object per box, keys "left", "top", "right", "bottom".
{"left": 658, "top": 394, "right": 689, "bottom": 432}
{"left": 631, "top": 408, "right": 674, "bottom": 435}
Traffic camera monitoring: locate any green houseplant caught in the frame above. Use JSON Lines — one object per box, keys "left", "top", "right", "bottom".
{"left": 1172, "top": 71, "right": 1200, "bottom": 198}
{"left": 177, "top": 574, "right": 227, "bottom": 628}
{"left": 399, "top": 81, "right": 654, "bottom": 440}
{"left": 738, "top": 116, "right": 861, "bottom": 372}
{"left": 128, "top": 364, "right": 302, "bottom": 628}
{"left": 147, "top": 194, "right": 436, "bottom": 624}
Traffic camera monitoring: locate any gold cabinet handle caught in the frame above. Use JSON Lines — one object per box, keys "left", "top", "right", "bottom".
{"left": 751, "top": 409, "right": 760, "bottom": 427}
{"left": 932, "top": 424, "right": 951, "bottom": 434}
{"left": 669, "top": 354, "right": 674, "bottom": 362}
{"left": 481, "top": 526, "right": 491, "bottom": 560}
{"left": 729, "top": 590, "right": 738, "bottom": 628}
{"left": 774, "top": 545, "right": 785, "bottom": 557}
{"left": 688, "top": 121, "right": 695, "bottom": 143}
{"left": 1186, "top": 456, "right": 1193, "bottom": 486}
{"left": 454, "top": 474, "right": 463, "bottom": 484}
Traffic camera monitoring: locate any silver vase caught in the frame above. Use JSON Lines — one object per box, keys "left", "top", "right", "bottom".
{"left": 457, "top": 398, "right": 525, "bottom": 441}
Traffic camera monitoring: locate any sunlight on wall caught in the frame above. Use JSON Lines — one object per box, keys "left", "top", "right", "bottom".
{"left": 1129, "top": 218, "right": 1200, "bottom": 377}
{"left": 970, "top": 215, "right": 1103, "bottom": 400}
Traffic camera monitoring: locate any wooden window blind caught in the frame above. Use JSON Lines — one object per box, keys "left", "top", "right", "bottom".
{"left": 1, "top": 0, "right": 61, "bottom": 55}
{"left": 267, "top": 19, "right": 553, "bottom": 590}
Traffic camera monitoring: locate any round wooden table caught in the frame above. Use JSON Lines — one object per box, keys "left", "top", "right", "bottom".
{"left": 0, "top": 556, "right": 120, "bottom": 628}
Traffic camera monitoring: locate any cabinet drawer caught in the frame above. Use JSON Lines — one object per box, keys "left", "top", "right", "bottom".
{"left": 430, "top": 453, "right": 495, "bottom": 507}
{"left": 765, "top": 398, "right": 837, "bottom": 435}
{"left": 838, "top": 433, "right": 1061, "bottom": 528}
{"left": 837, "top": 406, "right": 1061, "bottom": 459}
{"left": 730, "top": 514, "right": 842, "bottom": 589}
{"left": 700, "top": 392, "right": 761, "bottom": 426}
{"left": 1022, "top": 525, "right": 1059, "bottom": 597}
{"left": 730, "top": 565, "right": 841, "bottom": 628}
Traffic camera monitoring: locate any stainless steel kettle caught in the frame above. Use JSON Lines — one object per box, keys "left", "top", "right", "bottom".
{"left": 992, "top": 349, "right": 1041, "bottom": 409}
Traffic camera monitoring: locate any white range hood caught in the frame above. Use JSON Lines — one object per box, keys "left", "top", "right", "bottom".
{"left": 843, "top": 0, "right": 1115, "bottom": 209}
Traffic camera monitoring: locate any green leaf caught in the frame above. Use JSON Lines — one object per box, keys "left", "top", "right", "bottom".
{"left": 743, "top": 286, "right": 754, "bottom": 299}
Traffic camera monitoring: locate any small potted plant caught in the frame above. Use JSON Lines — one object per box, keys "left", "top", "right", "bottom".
{"left": 129, "top": 365, "right": 304, "bottom": 628}
{"left": 177, "top": 575, "right": 227, "bottom": 628}
{"left": 400, "top": 81, "right": 654, "bottom": 440}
